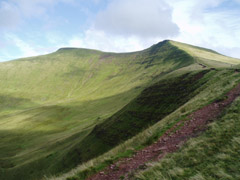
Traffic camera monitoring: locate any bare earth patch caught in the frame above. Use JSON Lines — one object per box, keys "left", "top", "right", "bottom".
{"left": 88, "top": 83, "right": 240, "bottom": 180}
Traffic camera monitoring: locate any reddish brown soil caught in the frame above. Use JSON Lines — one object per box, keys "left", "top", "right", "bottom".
{"left": 88, "top": 83, "right": 240, "bottom": 180}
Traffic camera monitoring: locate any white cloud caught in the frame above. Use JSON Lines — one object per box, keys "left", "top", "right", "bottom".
{"left": 0, "top": 1, "right": 21, "bottom": 29}
{"left": 69, "top": 38, "right": 84, "bottom": 47}
{"left": 167, "top": 0, "right": 240, "bottom": 58}
{"left": 0, "top": 0, "right": 75, "bottom": 30}
{"left": 60, "top": 0, "right": 240, "bottom": 59}
{"left": 94, "top": 0, "right": 179, "bottom": 38}
{"left": 65, "top": 0, "right": 236, "bottom": 58}
{"left": 65, "top": 0, "right": 240, "bottom": 58}
{"left": 10, "top": 0, "right": 75, "bottom": 17}
{"left": 5, "top": 34, "right": 39, "bottom": 57}
{"left": 67, "top": 29, "right": 150, "bottom": 52}
{"left": 65, "top": 0, "right": 178, "bottom": 53}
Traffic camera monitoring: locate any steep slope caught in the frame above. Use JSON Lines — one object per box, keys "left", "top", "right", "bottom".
{"left": 0, "top": 40, "right": 196, "bottom": 180}
{"left": 89, "top": 78, "right": 240, "bottom": 180}
{"left": 61, "top": 69, "right": 240, "bottom": 180}
{"left": 0, "top": 41, "right": 193, "bottom": 113}
{"left": 170, "top": 40, "right": 240, "bottom": 67}
{"left": 61, "top": 70, "right": 211, "bottom": 171}
{"left": 136, "top": 88, "right": 240, "bottom": 180}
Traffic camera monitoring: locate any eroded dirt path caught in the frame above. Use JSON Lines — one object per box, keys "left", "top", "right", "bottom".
{"left": 88, "top": 83, "right": 240, "bottom": 180}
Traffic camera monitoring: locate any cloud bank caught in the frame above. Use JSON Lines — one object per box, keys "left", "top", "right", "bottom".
{"left": 94, "top": 0, "right": 179, "bottom": 38}
{"left": 0, "top": 0, "right": 240, "bottom": 61}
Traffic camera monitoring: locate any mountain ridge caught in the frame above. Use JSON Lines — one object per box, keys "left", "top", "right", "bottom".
{"left": 2, "top": 40, "right": 239, "bottom": 64}
{"left": 0, "top": 40, "right": 240, "bottom": 180}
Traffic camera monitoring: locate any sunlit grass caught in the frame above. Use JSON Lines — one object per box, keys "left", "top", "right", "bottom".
{"left": 171, "top": 40, "right": 240, "bottom": 66}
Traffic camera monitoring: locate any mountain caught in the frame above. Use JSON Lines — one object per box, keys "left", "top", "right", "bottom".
{"left": 0, "top": 40, "right": 239, "bottom": 180}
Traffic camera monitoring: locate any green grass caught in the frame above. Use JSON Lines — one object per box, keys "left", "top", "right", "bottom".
{"left": 52, "top": 70, "right": 211, "bottom": 173}
{"left": 135, "top": 95, "right": 240, "bottom": 180}
{"left": 0, "top": 40, "right": 197, "bottom": 180}
{"left": 170, "top": 40, "right": 240, "bottom": 67}
{"left": 1, "top": 40, "right": 239, "bottom": 180}
{"left": 64, "top": 149, "right": 135, "bottom": 180}
{"left": 0, "top": 90, "right": 138, "bottom": 179}
{"left": 57, "top": 69, "right": 240, "bottom": 180}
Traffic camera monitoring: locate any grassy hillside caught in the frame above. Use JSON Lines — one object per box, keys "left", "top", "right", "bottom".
{"left": 0, "top": 40, "right": 199, "bottom": 180}
{"left": 58, "top": 69, "right": 240, "bottom": 180}
{"left": 60, "top": 70, "right": 211, "bottom": 171}
{"left": 0, "top": 41, "right": 194, "bottom": 111}
{"left": 1, "top": 40, "right": 239, "bottom": 180}
{"left": 136, "top": 90, "right": 240, "bottom": 180}
{"left": 170, "top": 41, "right": 240, "bottom": 68}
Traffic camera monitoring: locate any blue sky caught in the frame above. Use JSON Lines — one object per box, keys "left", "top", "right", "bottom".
{"left": 0, "top": 0, "right": 240, "bottom": 61}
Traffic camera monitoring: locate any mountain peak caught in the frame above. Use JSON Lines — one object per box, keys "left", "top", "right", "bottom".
{"left": 56, "top": 47, "right": 102, "bottom": 54}
{"left": 57, "top": 47, "right": 80, "bottom": 51}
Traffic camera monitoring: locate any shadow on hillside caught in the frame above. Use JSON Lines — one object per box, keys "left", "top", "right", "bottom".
{"left": 0, "top": 87, "right": 143, "bottom": 180}
{"left": 0, "top": 94, "right": 37, "bottom": 113}
{"left": 0, "top": 126, "right": 92, "bottom": 180}
{"left": 0, "top": 68, "right": 211, "bottom": 180}
{"left": 60, "top": 70, "right": 212, "bottom": 174}
{"left": 62, "top": 65, "right": 86, "bottom": 77}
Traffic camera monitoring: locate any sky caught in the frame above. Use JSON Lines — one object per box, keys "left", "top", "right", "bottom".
{"left": 0, "top": 0, "right": 240, "bottom": 61}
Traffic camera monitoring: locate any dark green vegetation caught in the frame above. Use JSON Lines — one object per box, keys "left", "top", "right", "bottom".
{"left": 0, "top": 40, "right": 239, "bottom": 180}
{"left": 63, "top": 70, "right": 211, "bottom": 170}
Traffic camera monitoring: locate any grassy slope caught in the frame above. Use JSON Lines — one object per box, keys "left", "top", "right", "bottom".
{"left": 1, "top": 40, "right": 239, "bottom": 180}
{"left": 70, "top": 43, "right": 240, "bottom": 176}
{"left": 62, "top": 70, "right": 211, "bottom": 171}
{"left": 170, "top": 41, "right": 240, "bottom": 68}
{"left": 136, "top": 89, "right": 240, "bottom": 180}
{"left": 52, "top": 42, "right": 240, "bottom": 179}
{"left": 0, "top": 40, "right": 196, "bottom": 180}
{"left": 61, "top": 69, "right": 240, "bottom": 180}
